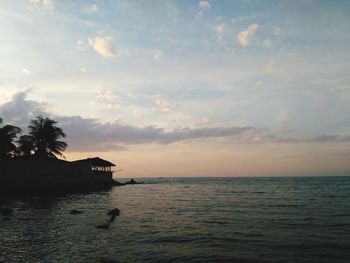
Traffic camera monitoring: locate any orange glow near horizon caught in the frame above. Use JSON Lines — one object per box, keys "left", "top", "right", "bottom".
{"left": 65, "top": 142, "right": 350, "bottom": 178}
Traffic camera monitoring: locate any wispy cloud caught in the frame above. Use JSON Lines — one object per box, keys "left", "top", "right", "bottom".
{"left": 83, "top": 4, "right": 98, "bottom": 14}
{"left": 215, "top": 22, "right": 225, "bottom": 39}
{"left": 263, "top": 59, "right": 281, "bottom": 74}
{"left": 273, "top": 26, "right": 281, "bottom": 36}
{"left": 127, "top": 92, "right": 137, "bottom": 101}
{"left": 237, "top": 24, "right": 258, "bottom": 46}
{"left": 152, "top": 94, "right": 176, "bottom": 113}
{"left": 89, "top": 90, "right": 120, "bottom": 109}
{"left": 152, "top": 49, "right": 163, "bottom": 61}
{"left": 22, "top": 68, "right": 31, "bottom": 75}
{"left": 76, "top": 39, "right": 85, "bottom": 51}
{"left": 255, "top": 80, "right": 263, "bottom": 87}
{"left": 42, "top": 0, "right": 54, "bottom": 8}
{"left": 88, "top": 36, "right": 120, "bottom": 59}
{"left": 197, "top": 1, "right": 210, "bottom": 18}
{"left": 232, "top": 16, "right": 245, "bottom": 24}
{"left": 197, "top": 116, "right": 211, "bottom": 127}
{"left": 273, "top": 134, "right": 350, "bottom": 144}
{"left": 28, "top": 0, "right": 40, "bottom": 6}
{"left": 28, "top": 0, "right": 54, "bottom": 9}
{"left": 263, "top": 38, "right": 272, "bottom": 48}
{"left": 198, "top": 1, "right": 210, "bottom": 9}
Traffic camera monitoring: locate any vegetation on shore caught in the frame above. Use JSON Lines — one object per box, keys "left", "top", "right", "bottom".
{"left": 0, "top": 116, "right": 67, "bottom": 160}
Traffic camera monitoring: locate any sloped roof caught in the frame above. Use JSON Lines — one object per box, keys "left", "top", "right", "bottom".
{"left": 72, "top": 157, "right": 115, "bottom": 167}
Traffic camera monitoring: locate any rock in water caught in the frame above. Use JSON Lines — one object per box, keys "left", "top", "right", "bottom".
{"left": 1, "top": 207, "right": 13, "bottom": 216}
{"left": 108, "top": 215, "right": 116, "bottom": 223}
{"left": 70, "top": 209, "right": 83, "bottom": 215}
{"left": 107, "top": 208, "right": 120, "bottom": 217}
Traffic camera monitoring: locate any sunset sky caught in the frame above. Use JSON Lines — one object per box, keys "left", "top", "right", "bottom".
{"left": 0, "top": 0, "right": 349, "bottom": 177}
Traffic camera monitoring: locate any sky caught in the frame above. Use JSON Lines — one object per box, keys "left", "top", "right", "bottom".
{"left": 0, "top": 0, "right": 349, "bottom": 177}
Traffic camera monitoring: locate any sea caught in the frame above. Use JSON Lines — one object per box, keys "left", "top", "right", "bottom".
{"left": 1, "top": 176, "right": 350, "bottom": 263}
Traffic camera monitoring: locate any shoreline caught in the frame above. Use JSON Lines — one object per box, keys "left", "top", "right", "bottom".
{"left": 0, "top": 178, "right": 145, "bottom": 196}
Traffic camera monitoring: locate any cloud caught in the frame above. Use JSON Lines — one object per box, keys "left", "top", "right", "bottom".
{"left": 76, "top": 39, "right": 85, "bottom": 51}
{"left": 29, "top": 0, "right": 40, "bottom": 5}
{"left": 197, "top": 117, "right": 211, "bottom": 127}
{"left": 0, "top": 90, "right": 261, "bottom": 151}
{"left": 97, "top": 91, "right": 118, "bottom": 104}
{"left": 57, "top": 116, "right": 260, "bottom": 151}
{"left": 198, "top": 1, "right": 210, "bottom": 9}
{"left": 88, "top": 36, "right": 120, "bottom": 59}
{"left": 0, "top": 90, "right": 46, "bottom": 127}
{"left": 152, "top": 94, "right": 176, "bottom": 113}
{"left": 1, "top": 90, "right": 349, "bottom": 152}
{"left": 127, "top": 92, "right": 137, "bottom": 101}
{"left": 152, "top": 49, "right": 163, "bottom": 61}
{"left": 43, "top": 0, "right": 54, "bottom": 8}
{"left": 197, "top": 1, "right": 210, "bottom": 18}
{"left": 79, "top": 67, "right": 86, "bottom": 73}
{"left": 237, "top": 24, "right": 258, "bottom": 47}
{"left": 263, "top": 39, "right": 272, "bottom": 48}
{"left": 83, "top": 4, "right": 98, "bottom": 14}
{"left": 215, "top": 22, "right": 225, "bottom": 38}
{"left": 263, "top": 59, "right": 280, "bottom": 74}
{"left": 22, "top": 68, "right": 31, "bottom": 75}
{"left": 273, "top": 134, "right": 350, "bottom": 144}
{"left": 255, "top": 80, "right": 263, "bottom": 87}
{"left": 28, "top": 0, "right": 54, "bottom": 9}
{"left": 89, "top": 90, "right": 120, "bottom": 109}
{"left": 273, "top": 26, "right": 281, "bottom": 36}
{"left": 232, "top": 16, "right": 245, "bottom": 24}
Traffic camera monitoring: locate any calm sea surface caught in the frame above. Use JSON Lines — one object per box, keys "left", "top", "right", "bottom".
{"left": 1, "top": 176, "right": 350, "bottom": 263}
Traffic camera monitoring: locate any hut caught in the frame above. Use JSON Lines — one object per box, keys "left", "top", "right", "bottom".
{"left": 0, "top": 157, "right": 119, "bottom": 192}
{"left": 71, "top": 157, "right": 115, "bottom": 176}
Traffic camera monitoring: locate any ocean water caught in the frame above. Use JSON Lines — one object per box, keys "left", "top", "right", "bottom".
{"left": 1, "top": 176, "right": 350, "bottom": 263}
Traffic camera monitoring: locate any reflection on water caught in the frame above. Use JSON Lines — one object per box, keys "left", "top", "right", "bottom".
{"left": 1, "top": 177, "right": 350, "bottom": 262}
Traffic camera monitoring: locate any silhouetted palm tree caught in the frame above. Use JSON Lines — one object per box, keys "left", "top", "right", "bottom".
{"left": 29, "top": 116, "right": 67, "bottom": 158}
{"left": 16, "top": 135, "right": 35, "bottom": 157}
{"left": 0, "top": 118, "right": 22, "bottom": 159}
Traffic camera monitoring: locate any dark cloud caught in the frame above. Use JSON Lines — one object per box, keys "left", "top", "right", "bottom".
{"left": 273, "top": 134, "right": 350, "bottom": 143}
{"left": 57, "top": 115, "right": 259, "bottom": 151}
{"left": 309, "top": 134, "right": 350, "bottom": 143}
{"left": 1, "top": 90, "right": 349, "bottom": 152}
{"left": 0, "top": 90, "right": 264, "bottom": 151}
{"left": 0, "top": 90, "right": 46, "bottom": 127}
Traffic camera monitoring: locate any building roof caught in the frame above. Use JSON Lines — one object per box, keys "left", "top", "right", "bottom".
{"left": 72, "top": 157, "right": 115, "bottom": 167}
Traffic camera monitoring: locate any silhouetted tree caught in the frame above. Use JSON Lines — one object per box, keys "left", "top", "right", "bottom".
{"left": 16, "top": 135, "right": 35, "bottom": 157}
{"left": 29, "top": 116, "right": 67, "bottom": 158}
{"left": 0, "top": 118, "right": 22, "bottom": 159}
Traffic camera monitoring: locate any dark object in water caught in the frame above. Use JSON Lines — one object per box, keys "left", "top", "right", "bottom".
{"left": 1, "top": 207, "right": 13, "bottom": 216}
{"left": 111, "top": 180, "right": 124, "bottom": 186}
{"left": 96, "top": 224, "right": 110, "bottom": 229}
{"left": 107, "top": 208, "right": 120, "bottom": 223}
{"left": 125, "top": 179, "right": 144, "bottom": 185}
{"left": 96, "top": 208, "right": 121, "bottom": 229}
{"left": 107, "top": 208, "right": 120, "bottom": 217}
{"left": 108, "top": 216, "right": 116, "bottom": 223}
{"left": 70, "top": 209, "right": 83, "bottom": 215}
